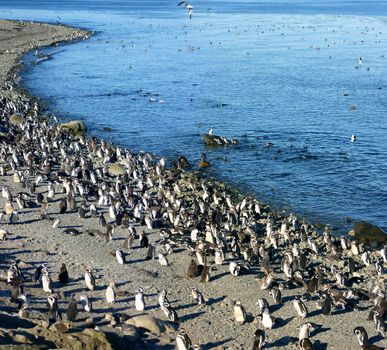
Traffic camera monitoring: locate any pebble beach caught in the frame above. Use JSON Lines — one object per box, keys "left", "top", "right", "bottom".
{"left": 0, "top": 18, "right": 386, "bottom": 350}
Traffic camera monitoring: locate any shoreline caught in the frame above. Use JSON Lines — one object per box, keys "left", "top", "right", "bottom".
{"left": 0, "top": 18, "right": 386, "bottom": 350}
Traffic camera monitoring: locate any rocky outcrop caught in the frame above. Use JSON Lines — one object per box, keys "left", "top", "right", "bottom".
{"left": 124, "top": 315, "right": 177, "bottom": 335}
{"left": 203, "top": 133, "right": 238, "bottom": 146}
{"left": 353, "top": 221, "right": 387, "bottom": 246}
{"left": 60, "top": 120, "right": 86, "bottom": 136}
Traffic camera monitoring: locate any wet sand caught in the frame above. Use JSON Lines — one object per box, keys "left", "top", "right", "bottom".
{"left": 0, "top": 19, "right": 386, "bottom": 350}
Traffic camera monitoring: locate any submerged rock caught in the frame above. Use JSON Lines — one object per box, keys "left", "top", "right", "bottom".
{"left": 353, "top": 221, "right": 387, "bottom": 245}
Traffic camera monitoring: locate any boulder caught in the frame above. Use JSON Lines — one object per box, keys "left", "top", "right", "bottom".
{"left": 107, "top": 163, "right": 126, "bottom": 176}
{"left": 124, "top": 315, "right": 177, "bottom": 335}
{"left": 49, "top": 321, "right": 70, "bottom": 333}
{"left": 9, "top": 114, "right": 25, "bottom": 125}
{"left": 203, "top": 133, "right": 238, "bottom": 146}
{"left": 353, "top": 221, "right": 387, "bottom": 245}
{"left": 60, "top": 120, "right": 86, "bottom": 136}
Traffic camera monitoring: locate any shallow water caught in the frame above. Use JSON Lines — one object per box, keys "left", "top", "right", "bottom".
{"left": 1, "top": 1, "right": 387, "bottom": 233}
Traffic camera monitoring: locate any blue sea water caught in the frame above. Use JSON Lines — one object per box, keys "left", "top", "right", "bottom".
{"left": 1, "top": 0, "right": 387, "bottom": 233}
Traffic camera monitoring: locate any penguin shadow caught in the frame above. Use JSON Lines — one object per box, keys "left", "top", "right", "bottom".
{"left": 179, "top": 311, "right": 206, "bottom": 322}
{"left": 369, "top": 334, "right": 385, "bottom": 346}
{"left": 332, "top": 307, "right": 352, "bottom": 316}
{"left": 269, "top": 303, "right": 283, "bottom": 313}
{"left": 308, "top": 308, "right": 322, "bottom": 317}
{"left": 202, "top": 338, "right": 232, "bottom": 349}
{"left": 266, "top": 335, "right": 298, "bottom": 348}
{"left": 60, "top": 224, "right": 83, "bottom": 229}
{"left": 63, "top": 276, "right": 84, "bottom": 286}
{"left": 127, "top": 257, "right": 147, "bottom": 264}
{"left": 175, "top": 302, "right": 196, "bottom": 311}
{"left": 313, "top": 340, "right": 328, "bottom": 350}
{"left": 310, "top": 326, "right": 330, "bottom": 337}
{"left": 210, "top": 271, "right": 229, "bottom": 282}
{"left": 273, "top": 315, "right": 294, "bottom": 328}
{"left": 207, "top": 295, "right": 226, "bottom": 306}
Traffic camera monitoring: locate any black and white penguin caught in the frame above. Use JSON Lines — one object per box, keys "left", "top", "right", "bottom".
{"left": 191, "top": 287, "right": 205, "bottom": 305}
{"left": 293, "top": 296, "right": 308, "bottom": 318}
{"left": 84, "top": 268, "right": 96, "bottom": 290}
{"left": 79, "top": 293, "right": 92, "bottom": 312}
{"left": 47, "top": 296, "right": 62, "bottom": 325}
{"left": 252, "top": 328, "right": 265, "bottom": 350}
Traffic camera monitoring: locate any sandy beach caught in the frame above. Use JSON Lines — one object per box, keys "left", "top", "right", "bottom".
{"left": 0, "top": 19, "right": 386, "bottom": 350}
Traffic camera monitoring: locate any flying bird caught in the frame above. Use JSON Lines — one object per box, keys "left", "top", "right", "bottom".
{"left": 177, "top": 1, "right": 193, "bottom": 20}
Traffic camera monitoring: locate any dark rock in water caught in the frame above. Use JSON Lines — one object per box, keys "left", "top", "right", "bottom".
{"left": 203, "top": 133, "right": 239, "bottom": 147}
{"left": 176, "top": 155, "right": 190, "bottom": 169}
{"left": 103, "top": 126, "right": 112, "bottom": 132}
{"left": 353, "top": 221, "right": 387, "bottom": 245}
{"left": 204, "top": 133, "right": 233, "bottom": 146}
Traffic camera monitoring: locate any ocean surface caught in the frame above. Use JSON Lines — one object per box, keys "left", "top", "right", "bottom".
{"left": 1, "top": 0, "right": 387, "bottom": 233}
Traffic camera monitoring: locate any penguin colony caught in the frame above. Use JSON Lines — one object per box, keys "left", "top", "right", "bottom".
{"left": 0, "top": 93, "right": 386, "bottom": 349}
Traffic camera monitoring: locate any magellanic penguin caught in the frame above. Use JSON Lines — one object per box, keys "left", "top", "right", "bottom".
{"left": 58, "top": 263, "right": 69, "bottom": 284}
{"left": 293, "top": 296, "right": 308, "bottom": 318}
{"left": 162, "top": 301, "right": 179, "bottom": 322}
{"left": 298, "top": 323, "right": 316, "bottom": 341}
{"left": 139, "top": 232, "right": 149, "bottom": 248}
{"left": 299, "top": 338, "right": 313, "bottom": 350}
{"left": 252, "top": 328, "right": 265, "bottom": 350}
{"left": 79, "top": 294, "right": 92, "bottom": 312}
{"left": 52, "top": 217, "right": 61, "bottom": 228}
{"left": 66, "top": 294, "right": 78, "bottom": 321}
{"left": 200, "top": 265, "right": 211, "bottom": 283}
{"left": 269, "top": 287, "right": 282, "bottom": 305}
{"left": 84, "top": 268, "right": 96, "bottom": 290}
{"left": 158, "top": 253, "right": 169, "bottom": 266}
{"left": 116, "top": 249, "right": 125, "bottom": 264}
{"left": 146, "top": 243, "right": 156, "bottom": 260}
{"left": 106, "top": 282, "right": 116, "bottom": 304}
{"left": 176, "top": 327, "right": 192, "bottom": 350}
{"left": 47, "top": 295, "right": 62, "bottom": 325}
{"left": 135, "top": 287, "right": 145, "bottom": 311}
{"left": 192, "top": 287, "right": 205, "bottom": 305}
{"left": 354, "top": 326, "right": 381, "bottom": 349}
{"left": 41, "top": 269, "right": 53, "bottom": 293}
{"left": 158, "top": 290, "right": 169, "bottom": 309}
{"left": 234, "top": 301, "right": 247, "bottom": 324}
{"left": 258, "top": 308, "right": 275, "bottom": 329}
{"left": 33, "top": 263, "right": 47, "bottom": 282}
{"left": 373, "top": 310, "right": 385, "bottom": 338}
{"left": 187, "top": 259, "right": 199, "bottom": 278}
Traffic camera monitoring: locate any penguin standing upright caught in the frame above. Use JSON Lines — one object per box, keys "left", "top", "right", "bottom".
{"left": 84, "top": 268, "right": 96, "bottom": 290}
{"left": 234, "top": 301, "right": 247, "bottom": 324}
{"left": 79, "top": 294, "right": 92, "bottom": 312}
{"left": 66, "top": 294, "right": 78, "bottom": 321}
{"left": 252, "top": 328, "right": 265, "bottom": 350}
{"left": 293, "top": 296, "right": 308, "bottom": 318}
{"left": 58, "top": 263, "right": 69, "bottom": 284}
{"left": 176, "top": 328, "right": 192, "bottom": 350}
{"left": 191, "top": 287, "right": 205, "bottom": 305}
{"left": 106, "top": 282, "right": 116, "bottom": 303}
{"left": 47, "top": 296, "right": 61, "bottom": 325}
{"left": 135, "top": 287, "right": 145, "bottom": 311}
{"left": 41, "top": 269, "right": 53, "bottom": 293}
